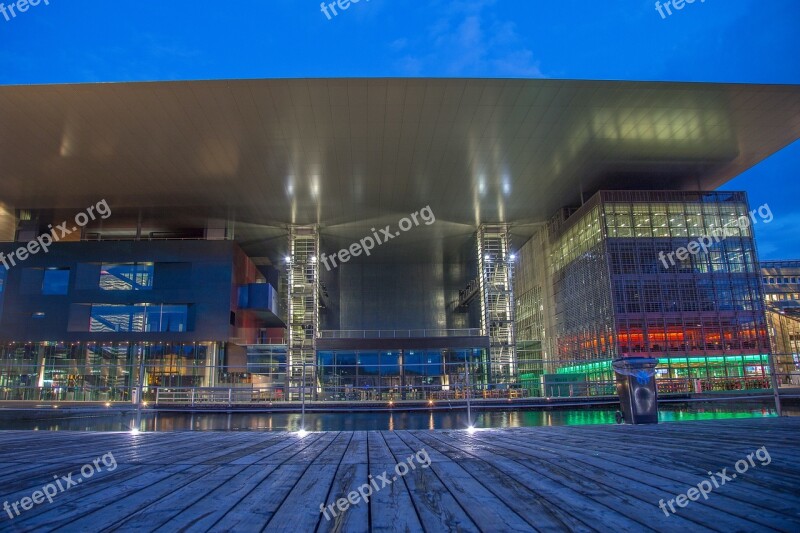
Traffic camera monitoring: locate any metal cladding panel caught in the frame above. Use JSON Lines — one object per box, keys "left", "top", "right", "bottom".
{"left": 2, "top": 79, "right": 800, "bottom": 266}
{"left": 324, "top": 261, "right": 476, "bottom": 331}
{"left": 0, "top": 240, "right": 238, "bottom": 342}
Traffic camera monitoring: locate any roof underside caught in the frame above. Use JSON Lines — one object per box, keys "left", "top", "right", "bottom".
{"left": 1, "top": 78, "right": 799, "bottom": 263}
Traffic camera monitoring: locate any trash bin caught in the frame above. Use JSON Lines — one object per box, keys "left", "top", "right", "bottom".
{"left": 612, "top": 357, "right": 659, "bottom": 424}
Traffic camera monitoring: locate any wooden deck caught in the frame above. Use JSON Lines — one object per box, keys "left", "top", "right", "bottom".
{"left": 0, "top": 417, "right": 799, "bottom": 532}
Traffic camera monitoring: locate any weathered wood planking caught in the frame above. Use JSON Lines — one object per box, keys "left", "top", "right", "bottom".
{"left": 0, "top": 417, "right": 798, "bottom": 532}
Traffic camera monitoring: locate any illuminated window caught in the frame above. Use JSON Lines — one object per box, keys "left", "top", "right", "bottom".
{"left": 89, "top": 303, "right": 188, "bottom": 332}
{"left": 99, "top": 263, "right": 154, "bottom": 291}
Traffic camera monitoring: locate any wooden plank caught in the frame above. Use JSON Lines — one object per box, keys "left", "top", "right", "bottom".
{"left": 0, "top": 417, "right": 799, "bottom": 532}
{"left": 168, "top": 463, "right": 284, "bottom": 532}
{"left": 366, "top": 431, "right": 424, "bottom": 533}
{"left": 405, "top": 430, "right": 594, "bottom": 532}
{"left": 379, "top": 430, "right": 481, "bottom": 532}
{"left": 267, "top": 433, "right": 353, "bottom": 531}
{"left": 426, "top": 430, "right": 657, "bottom": 532}
{"left": 393, "top": 430, "right": 544, "bottom": 532}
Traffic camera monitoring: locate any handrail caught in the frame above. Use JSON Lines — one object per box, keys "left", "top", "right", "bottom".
{"left": 318, "top": 329, "right": 484, "bottom": 339}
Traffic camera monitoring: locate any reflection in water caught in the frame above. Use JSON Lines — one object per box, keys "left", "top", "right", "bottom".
{"left": 0, "top": 403, "right": 782, "bottom": 432}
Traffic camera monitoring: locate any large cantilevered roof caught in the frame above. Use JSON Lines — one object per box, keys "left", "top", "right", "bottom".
{"left": 1, "top": 78, "right": 799, "bottom": 262}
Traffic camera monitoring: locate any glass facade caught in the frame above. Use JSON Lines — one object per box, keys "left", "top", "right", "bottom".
{"left": 0, "top": 341, "right": 219, "bottom": 402}
{"left": 515, "top": 191, "right": 772, "bottom": 396}
{"left": 315, "top": 348, "right": 495, "bottom": 401}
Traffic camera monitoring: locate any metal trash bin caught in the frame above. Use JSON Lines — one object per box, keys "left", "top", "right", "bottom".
{"left": 612, "top": 357, "right": 659, "bottom": 424}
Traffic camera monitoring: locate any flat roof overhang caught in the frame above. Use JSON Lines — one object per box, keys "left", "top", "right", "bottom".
{"left": 1, "top": 78, "right": 799, "bottom": 262}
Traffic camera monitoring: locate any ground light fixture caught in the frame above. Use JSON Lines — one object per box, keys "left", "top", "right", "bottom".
{"left": 296, "top": 428, "right": 309, "bottom": 438}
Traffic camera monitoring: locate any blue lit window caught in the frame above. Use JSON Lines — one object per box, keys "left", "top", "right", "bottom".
{"left": 99, "top": 263, "right": 154, "bottom": 291}
{"left": 145, "top": 304, "right": 188, "bottom": 332}
{"left": 42, "top": 268, "right": 70, "bottom": 295}
{"left": 90, "top": 303, "right": 188, "bottom": 332}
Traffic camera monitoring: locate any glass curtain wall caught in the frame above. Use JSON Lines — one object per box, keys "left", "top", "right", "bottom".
{"left": 0, "top": 341, "right": 220, "bottom": 401}
{"left": 316, "top": 348, "right": 498, "bottom": 401}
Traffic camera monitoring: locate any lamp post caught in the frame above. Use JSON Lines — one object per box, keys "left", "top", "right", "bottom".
{"left": 465, "top": 354, "right": 474, "bottom": 431}
{"left": 301, "top": 356, "right": 306, "bottom": 431}
{"left": 134, "top": 346, "right": 145, "bottom": 432}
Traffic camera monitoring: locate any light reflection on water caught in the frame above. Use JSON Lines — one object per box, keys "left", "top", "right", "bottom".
{"left": 0, "top": 403, "right": 782, "bottom": 432}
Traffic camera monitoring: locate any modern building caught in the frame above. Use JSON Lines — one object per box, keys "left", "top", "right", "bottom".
{"left": 518, "top": 190, "right": 772, "bottom": 397}
{"left": 0, "top": 78, "right": 798, "bottom": 404}
{"left": 761, "top": 260, "right": 800, "bottom": 386}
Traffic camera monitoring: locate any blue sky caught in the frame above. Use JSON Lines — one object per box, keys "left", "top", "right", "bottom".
{"left": 1, "top": 0, "right": 798, "bottom": 257}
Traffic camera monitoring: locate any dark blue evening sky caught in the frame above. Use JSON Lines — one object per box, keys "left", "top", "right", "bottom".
{"left": 1, "top": 0, "right": 798, "bottom": 257}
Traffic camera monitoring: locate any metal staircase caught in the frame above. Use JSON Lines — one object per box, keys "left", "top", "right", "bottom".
{"left": 286, "top": 226, "right": 319, "bottom": 400}
{"left": 477, "top": 224, "right": 517, "bottom": 382}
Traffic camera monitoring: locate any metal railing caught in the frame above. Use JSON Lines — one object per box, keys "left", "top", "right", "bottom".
{"left": 318, "top": 328, "right": 483, "bottom": 339}
{"left": 156, "top": 387, "right": 286, "bottom": 405}
{"left": 3, "top": 355, "right": 794, "bottom": 405}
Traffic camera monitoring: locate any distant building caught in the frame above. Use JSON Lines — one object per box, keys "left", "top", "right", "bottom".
{"left": 761, "top": 260, "right": 800, "bottom": 386}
